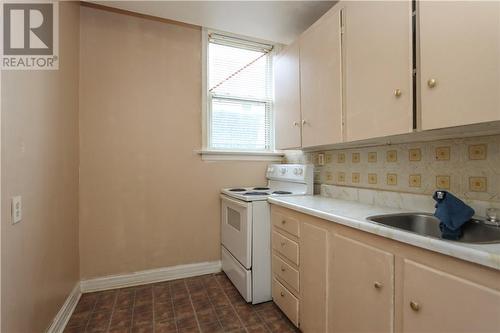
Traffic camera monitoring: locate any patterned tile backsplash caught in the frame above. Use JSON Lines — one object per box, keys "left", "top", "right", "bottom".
{"left": 284, "top": 134, "right": 500, "bottom": 202}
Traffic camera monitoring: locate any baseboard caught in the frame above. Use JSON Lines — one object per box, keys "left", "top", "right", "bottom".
{"left": 80, "top": 260, "right": 222, "bottom": 293}
{"left": 46, "top": 283, "right": 81, "bottom": 333}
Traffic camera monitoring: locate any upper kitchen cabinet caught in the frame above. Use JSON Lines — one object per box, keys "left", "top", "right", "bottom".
{"left": 300, "top": 8, "right": 343, "bottom": 148}
{"left": 419, "top": 1, "right": 500, "bottom": 130}
{"left": 274, "top": 41, "right": 302, "bottom": 149}
{"left": 344, "top": 1, "right": 413, "bottom": 142}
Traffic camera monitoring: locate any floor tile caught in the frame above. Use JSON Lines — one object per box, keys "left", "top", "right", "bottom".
{"left": 65, "top": 273, "right": 297, "bottom": 333}
{"left": 154, "top": 319, "right": 177, "bottom": 333}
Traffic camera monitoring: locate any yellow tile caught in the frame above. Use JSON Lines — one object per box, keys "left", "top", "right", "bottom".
{"left": 435, "top": 146, "right": 450, "bottom": 161}
{"left": 351, "top": 172, "right": 360, "bottom": 183}
{"left": 338, "top": 172, "right": 346, "bottom": 183}
{"left": 325, "top": 153, "right": 333, "bottom": 164}
{"left": 325, "top": 171, "right": 333, "bottom": 182}
{"left": 469, "top": 177, "right": 487, "bottom": 192}
{"left": 368, "top": 152, "right": 377, "bottom": 163}
{"left": 337, "top": 153, "right": 346, "bottom": 163}
{"left": 436, "top": 175, "right": 450, "bottom": 190}
{"left": 352, "top": 152, "right": 360, "bottom": 163}
{"left": 468, "top": 144, "right": 487, "bottom": 160}
{"left": 368, "top": 173, "right": 378, "bottom": 184}
{"left": 409, "top": 148, "right": 421, "bottom": 162}
{"left": 409, "top": 174, "right": 421, "bottom": 188}
{"left": 386, "top": 150, "right": 398, "bottom": 162}
{"left": 387, "top": 173, "right": 398, "bottom": 186}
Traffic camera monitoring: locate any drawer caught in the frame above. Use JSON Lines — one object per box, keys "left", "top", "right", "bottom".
{"left": 273, "top": 278, "right": 299, "bottom": 327}
{"left": 272, "top": 211, "right": 299, "bottom": 237}
{"left": 272, "top": 231, "right": 299, "bottom": 266}
{"left": 221, "top": 246, "right": 252, "bottom": 302}
{"left": 273, "top": 254, "right": 299, "bottom": 293}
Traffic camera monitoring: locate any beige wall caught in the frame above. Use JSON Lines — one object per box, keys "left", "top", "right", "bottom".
{"left": 1, "top": 2, "right": 80, "bottom": 332}
{"left": 79, "top": 7, "right": 268, "bottom": 279}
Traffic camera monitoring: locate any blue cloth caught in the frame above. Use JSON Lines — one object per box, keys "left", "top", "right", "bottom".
{"left": 433, "top": 191, "right": 475, "bottom": 240}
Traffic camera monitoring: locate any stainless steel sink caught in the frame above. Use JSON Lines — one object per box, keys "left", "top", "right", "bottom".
{"left": 367, "top": 213, "right": 500, "bottom": 244}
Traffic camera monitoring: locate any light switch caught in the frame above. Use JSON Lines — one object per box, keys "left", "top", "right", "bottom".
{"left": 11, "top": 196, "right": 22, "bottom": 224}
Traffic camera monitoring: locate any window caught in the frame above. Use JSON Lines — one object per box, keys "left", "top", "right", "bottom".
{"left": 207, "top": 33, "right": 274, "bottom": 152}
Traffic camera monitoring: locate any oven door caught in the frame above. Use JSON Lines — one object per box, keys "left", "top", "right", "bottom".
{"left": 221, "top": 195, "right": 252, "bottom": 269}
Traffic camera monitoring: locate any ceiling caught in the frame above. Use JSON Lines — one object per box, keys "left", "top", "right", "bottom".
{"left": 88, "top": 1, "right": 336, "bottom": 44}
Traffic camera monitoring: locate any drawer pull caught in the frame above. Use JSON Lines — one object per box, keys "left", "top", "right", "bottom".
{"left": 280, "top": 241, "right": 286, "bottom": 247}
{"left": 374, "top": 281, "right": 383, "bottom": 289}
{"left": 281, "top": 220, "right": 287, "bottom": 224}
{"left": 281, "top": 266, "right": 286, "bottom": 272}
{"left": 410, "top": 301, "right": 421, "bottom": 312}
{"left": 280, "top": 291, "right": 285, "bottom": 297}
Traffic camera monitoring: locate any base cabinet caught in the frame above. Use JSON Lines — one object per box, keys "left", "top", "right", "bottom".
{"left": 270, "top": 204, "right": 500, "bottom": 333}
{"left": 299, "top": 220, "right": 329, "bottom": 332}
{"left": 403, "top": 260, "right": 500, "bottom": 333}
{"left": 329, "top": 234, "right": 394, "bottom": 333}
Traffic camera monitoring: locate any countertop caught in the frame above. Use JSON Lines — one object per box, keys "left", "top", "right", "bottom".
{"left": 268, "top": 195, "right": 500, "bottom": 271}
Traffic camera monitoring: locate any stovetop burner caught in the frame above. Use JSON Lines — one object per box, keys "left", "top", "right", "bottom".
{"left": 273, "top": 191, "right": 293, "bottom": 195}
{"left": 229, "top": 188, "right": 246, "bottom": 192}
{"left": 245, "top": 191, "right": 270, "bottom": 195}
{"left": 253, "top": 187, "right": 270, "bottom": 190}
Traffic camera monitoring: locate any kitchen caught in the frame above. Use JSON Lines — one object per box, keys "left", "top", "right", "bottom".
{"left": 1, "top": 1, "right": 499, "bottom": 332}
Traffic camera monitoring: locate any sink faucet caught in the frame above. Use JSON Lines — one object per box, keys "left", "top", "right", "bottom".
{"left": 485, "top": 208, "right": 500, "bottom": 227}
{"left": 435, "top": 191, "right": 446, "bottom": 200}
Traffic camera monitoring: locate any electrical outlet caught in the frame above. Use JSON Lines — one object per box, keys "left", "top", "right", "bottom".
{"left": 317, "top": 153, "right": 325, "bottom": 166}
{"left": 11, "top": 196, "right": 22, "bottom": 224}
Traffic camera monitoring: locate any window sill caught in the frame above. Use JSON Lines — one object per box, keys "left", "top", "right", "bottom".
{"left": 196, "top": 149, "right": 284, "bottom": 161}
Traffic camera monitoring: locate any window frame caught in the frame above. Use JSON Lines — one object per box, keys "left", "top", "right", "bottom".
{"left": 199, "top": 28, "right": 283, "bottom": 161}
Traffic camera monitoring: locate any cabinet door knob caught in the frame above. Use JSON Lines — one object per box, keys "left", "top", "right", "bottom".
{"left": 410, "top": 301, "right": 421, "bottom": 312}
{"left": 281, "top": 220, "right": 286, "bottom": 224}
{"left": 293, "top": 121, "right": 299, "bottom": 127}
{"left": 280, "top": 291, "right": 285, "bottom": 297}
{"left": 281, "top": 266, "right": 286, "bottom": 272}
{"left": 301, "top": 119, "right": 307, "bottom": 125}
{"left": 280, "top": 241, "right": 286, "bottom": 247}
{"left": 427, "top": 78, "right": 437, "bottom": 88}
{"left": 374, "top": 281, "right": 383, "bottom": 289}
{"left": 394, "top": 89, "right": 402, "bottom": 97}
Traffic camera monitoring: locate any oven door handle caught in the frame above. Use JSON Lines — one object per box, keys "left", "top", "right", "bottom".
{"left": 220, "top": 194, "right": 251, "bottom": 208}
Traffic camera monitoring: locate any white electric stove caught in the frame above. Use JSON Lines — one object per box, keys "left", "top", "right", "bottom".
{"left": 220, "top": 164, "right": 313, "bottom": 304}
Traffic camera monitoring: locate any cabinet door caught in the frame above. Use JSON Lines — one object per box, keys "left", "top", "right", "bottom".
{"left": 330, "top": 234, "right": 394, "bottom": 333}
{"left": 274, "top": 41, "right": 301, "bottom": 149}
{"left": 299, "top": 221, "right": 329, "bottom": 332}
{"left": 344, "top": 1, "right": 413, "bottom": 141}
{"left": 300, "top": 9, "right": 343, "bottom": 148}
{"left": 403, "top": 259, "right": 500, "bottom": 333}
{"left": 419, "top": 1, "right": 500, "bottom": 130}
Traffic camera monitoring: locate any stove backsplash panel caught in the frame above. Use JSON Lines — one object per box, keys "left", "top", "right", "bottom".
{"left": 284, "top": 134, "right": 500, "bottom": 202}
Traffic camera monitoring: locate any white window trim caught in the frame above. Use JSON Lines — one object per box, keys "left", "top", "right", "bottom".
{"left": 199, "top": 28, "right": 283, "bottom": 162}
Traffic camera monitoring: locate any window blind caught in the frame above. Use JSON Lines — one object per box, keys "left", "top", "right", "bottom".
{"left": 208, "top": 34, "right": 273, "bottom": 151}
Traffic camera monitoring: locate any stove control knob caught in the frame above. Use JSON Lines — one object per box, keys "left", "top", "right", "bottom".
{"left": 294, "top": 167, "right": 303, "bottom": 175}
{"left": 280, "top": 167, "right": 286, "bottom": 175}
